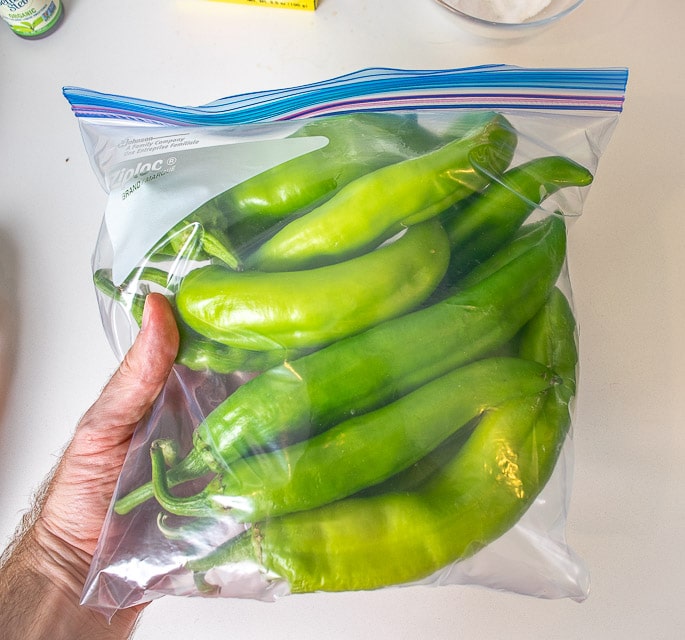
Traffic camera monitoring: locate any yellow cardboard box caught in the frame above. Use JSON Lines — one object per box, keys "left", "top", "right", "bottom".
{"left": 212, "top": 0, "right": 318, "bottom": 10}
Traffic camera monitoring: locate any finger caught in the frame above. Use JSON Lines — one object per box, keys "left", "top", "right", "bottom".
{"left": 77, "top": 292, "right": 180, "bottom": 443}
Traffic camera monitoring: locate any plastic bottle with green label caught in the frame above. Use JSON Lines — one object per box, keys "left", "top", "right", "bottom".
{"left": 1, "top": 0, "right": 63, "bottom": 39}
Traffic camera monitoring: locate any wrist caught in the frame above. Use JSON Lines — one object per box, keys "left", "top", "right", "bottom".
{"left": 1, "top": 522, "right": 144, "bottom": 640}
{"left": 30, "top": 517, "right": 92, "bottom": 597}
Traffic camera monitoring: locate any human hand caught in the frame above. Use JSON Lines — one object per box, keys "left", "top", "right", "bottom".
{"left": 0, "top": 293, "right": 179, "bottom": 640}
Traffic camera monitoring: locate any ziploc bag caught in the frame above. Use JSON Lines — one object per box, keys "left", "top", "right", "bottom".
{"left": 63, "top": 65, "right": 628, "bottom": 616}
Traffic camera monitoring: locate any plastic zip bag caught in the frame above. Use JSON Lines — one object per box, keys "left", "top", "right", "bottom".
{"left": 63, "top": 65, "right": 628, "bottom": 617}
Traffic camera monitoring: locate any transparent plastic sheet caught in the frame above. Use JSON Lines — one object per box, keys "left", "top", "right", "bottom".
{"left": 63, "top": 66, "right": 628, "bottom": 618}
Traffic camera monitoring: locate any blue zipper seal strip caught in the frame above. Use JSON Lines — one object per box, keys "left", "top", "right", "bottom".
{"left": 63, "top": 65, "right": 628, "bottom": 126}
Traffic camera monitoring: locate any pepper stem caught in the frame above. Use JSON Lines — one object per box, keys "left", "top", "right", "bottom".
{"left": 93, "top": 269, "right": 147, "bottom": 326}
{"left": 186, "top": 529, "right": 257, "bottom": 574}
{"left": 114, "top": 446, "right": 211, "bottom": 515}
{"left": 150, "top": 440, "right": 217, "bottom": 517}
{"left": 201, "top": 229, "right": 243, "bottom": 271}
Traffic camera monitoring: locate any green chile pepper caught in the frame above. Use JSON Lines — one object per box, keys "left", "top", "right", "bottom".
{"left": 518, "top": 286, "right": 577, "bottom": 390}
{"left": 456, "top": 215, "right": 564, "bottom": 291}
{"left": 175, "top": 326, "right": 303, "bottom": 374}
{"left": 163, "top": 112, "right": 439, "bottom": 263}
{"left": 192, "top": 216, "right": 565, "bottom": 466}
{"left": 353, "top": 421, "right": 475, "bottom": 498}
{"left": 220, "top": 113, "right": 443, "bottom": 242}
{"left": 114, "top": 215, "right": 565, "bottom": 515}
{"left": 358, "top": 291, "right": 575, "bottom": 499}
{"left": 203, "top": 398, "right": 550, "bottom": 592}
{"left": 187, "top": 287, "right": 577, "bottom": 593}
{"left": 246, "top": 113, "right": 517, "bottom": 271}
{"left": 176, "top": 221, "right": 450, "bottom": 351}
{"left": 443, "top": 155, "right": 593, "bottom": 280}
{"left": 358, "top": 290, "right": 576, "bottom": 499}
{"left": 93, "top": 268, "right": 298, "bottom": 374}
{"left": 150, "top": 357, "right": 557, "bottom": 521}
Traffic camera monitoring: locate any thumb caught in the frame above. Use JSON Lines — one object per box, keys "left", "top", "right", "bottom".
{"left": 36, "top": 293, "right": 180, "bottom": 554}
{"left": 76, "top": 292, "right": 180, "bottom": 448}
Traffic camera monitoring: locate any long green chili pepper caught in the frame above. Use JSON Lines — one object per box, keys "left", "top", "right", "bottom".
{"left": 245, "top": 113, "right": 517, "bottom": 271}
{"left": 186, "top": 286, "right": 577, "bottom": 593}
{"left": 443, "top": 155, "right": 593, "bottom": 279}
{"left": 163, "top": 112, "right": 440, "bottom": 263}
{"left": 221, "top": 113, "right": 444, "bottom": 240}
{"left": 150, "top": 357, "right": 557, "bottom": 521}
{"left": 455, "top": 215, "right": 564, "bottom": 290}
{"left": 93, "top": 226, "right": 306, "bottom": 371}
{"left": 93, "top": 268, "right": 299, "bottom": 374}
{"left": 357, "top": 290, "right": 575, "bottom": 499}
{"left": 196, "top": 398, "right": 549, "bottom": 592}
{"left": 519, "top": 287, "right": 576, "bottom": 381}
{"left": 176, "top": 220, "right": 450, "bottom": 351}
{"left": 174, "top": 326, "right": 303, "bottom": 374}
{"left": 353, "top": 421, "right": 476, "bottom": 498}
{"left": 357, "top": 291, "right": 575, "bottom": 499}
{"left": 114, "top": 215, "right": 565, "bottom": 516}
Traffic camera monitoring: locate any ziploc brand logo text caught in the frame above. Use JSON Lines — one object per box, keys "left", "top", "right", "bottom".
{"left": 111, "top": 156, "right": 177, "bottom": 192}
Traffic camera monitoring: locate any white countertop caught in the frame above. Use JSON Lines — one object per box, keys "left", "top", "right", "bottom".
{"left": 1, "top": 1, "right": 683, "bottom": 638}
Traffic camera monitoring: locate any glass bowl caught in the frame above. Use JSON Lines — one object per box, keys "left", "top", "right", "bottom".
{"left": 433, "top": 0, "right": 585, "bottom": 39}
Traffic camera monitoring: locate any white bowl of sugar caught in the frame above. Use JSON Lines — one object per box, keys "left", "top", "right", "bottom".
{"left": 434, "top": 0, "right": 585, "bottom": 39}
